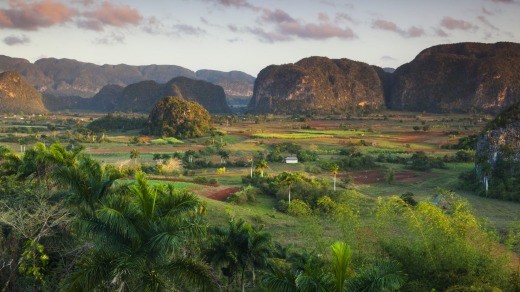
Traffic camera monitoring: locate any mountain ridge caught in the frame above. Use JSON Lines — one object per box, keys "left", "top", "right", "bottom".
{"left": 0, "top": 55, "right": 255, "bottom": 104}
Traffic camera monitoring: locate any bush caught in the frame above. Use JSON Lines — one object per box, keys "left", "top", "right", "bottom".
{"left": 193, "top": 176, "right": 209, "bottom": 183}
{"left": 287, "top": 199, "right": 312, "bottom": 216}
{"left": 228, "top": 186, "right": 258, "bottom": 205}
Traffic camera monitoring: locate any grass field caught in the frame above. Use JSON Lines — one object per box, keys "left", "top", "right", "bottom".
{"left": 2, "top": 110, "right": 518, "bottom": 246}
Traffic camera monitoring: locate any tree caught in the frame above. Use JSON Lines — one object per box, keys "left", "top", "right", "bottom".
{"left": 277, "top": 172, "right": 303, "bottom": 206}
{"left": 385, "top": 168, "right": 395, "bottom": 184}
{"left": 205, "top": 218, "right": 272, "bottom": 292}
{"left": 255, "top": 159, "right": 268, "bottom": 177}
{"left": 347, "top": 260, "right": 406, "bottom": 292}
{"left": 130, "top": 148, "right": 140, "bottom": 165}
{"left": 147, "top": 96, "right": 212, "bottom": 138}
{"left": 53, "top": 155, "right": 121, "bottom": 214}
{"left": 219, "top": 149, "right": 230, "bottom": 164}
{"left": 217, "top": 130, "right": 227, "bottom": 144}
{"left": 330, "top": 241, "right": 351, "bottom": 292}
{"left": 331, "top": 164, "right": 339, "bottom": 191}
{"left": 184, "top": 150, "right": 196, "bottom": 164}
{"left": 63, "top": 172, "right": 213, "bottom": 291}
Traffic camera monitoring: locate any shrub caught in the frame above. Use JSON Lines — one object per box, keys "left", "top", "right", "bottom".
{"left": 287, "top": 199, "right": 312, "bottom": 216}
{"left": 228, "top": 186, "right": 258, "bottom": 205}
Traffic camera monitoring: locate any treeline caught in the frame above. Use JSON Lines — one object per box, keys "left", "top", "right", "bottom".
{"left": 86, "top": 113, "right": 147, "bottom": 132}
{"left": 0, "top": 143, "right": 519, "bottom": 291}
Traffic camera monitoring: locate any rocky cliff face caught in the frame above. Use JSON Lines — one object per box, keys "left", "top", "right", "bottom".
{"left": 388, "top": 42, "right": 520, "bottom": 113}
{"left": 247, "top": 56, "right": 385, "bottom": 114}
{"left": 475, "top": 102, "right": 520, "bottom": 199}
{"left": 0, "top": 71, "right": 47, "bottom": 114}
{"left": 92, "top": 77, "right": 232, "bottom": 114}
{"left": 0, "top": 55, "right": 254, "bottom": 105}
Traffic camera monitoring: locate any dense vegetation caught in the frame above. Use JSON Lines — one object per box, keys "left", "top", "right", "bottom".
{"left": 86, "top": 113, "right": 147, "bottom": 132}
{"left": 462, "top": 102, "right": 520, "bottom": 201}
{"left": 1, "top": 143, "right": 518, "bottom": 291}
{"left": 146, "top": 96, "right": 212, "bottom": 138}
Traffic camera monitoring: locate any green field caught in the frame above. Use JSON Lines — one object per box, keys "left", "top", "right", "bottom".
{"left": 1, "top": 110, "right": 519, "bottom": 290}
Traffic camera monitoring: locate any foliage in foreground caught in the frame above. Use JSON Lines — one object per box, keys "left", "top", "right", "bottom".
{"left": 0, "top": 143, "right": 519, "bottom": 291}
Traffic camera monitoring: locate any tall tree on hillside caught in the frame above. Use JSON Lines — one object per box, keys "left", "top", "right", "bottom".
{"left": 219, "top": 150, "right": 230, "bottom": 164}
{"left": 277, "top": 172, "right": 303, "bottom": 206}
{"left": 255, "top": 159, "right": 268, "bottom": 177}
{"left": 331, "top": 164, "right": 339, "bottom": 191}
{"left": 130, "top": 149, "right": 140, "bottom": 165}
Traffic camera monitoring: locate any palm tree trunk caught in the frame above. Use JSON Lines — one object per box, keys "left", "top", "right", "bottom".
{"left": 288, "top": 185, "right": 291, "bottom": 205}
{"left": 334, "top": 174, "right": 336, "bottom": 191}
{"left": 241, "top": 269, "right": 246, "bottom": 292}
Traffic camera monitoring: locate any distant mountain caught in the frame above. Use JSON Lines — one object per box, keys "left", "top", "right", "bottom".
{"left": 85, "top": 77, "right": 232, "bottom": 114}
{"left": 0, "top": 55, "right": 254, "bottom": 104}
{"left": 0, "top": 71, "right": 47, "bottom": 114}
{"left": 387, "top": 42, "right": 520, "bottom": 113}
{"left": 247, "top": 56, "right": 386, "bottom": 114}
{"left": 195, "top": 70, "right": 255, "bottom": 106}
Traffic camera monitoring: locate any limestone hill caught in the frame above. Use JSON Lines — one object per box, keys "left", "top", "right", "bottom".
{"left": 0, "top": 71, "right": 47, "bottom": 114}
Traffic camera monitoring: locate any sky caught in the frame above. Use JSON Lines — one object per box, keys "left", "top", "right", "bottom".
{"left": 0, "top": 0, "right": 519, "bottom": 77}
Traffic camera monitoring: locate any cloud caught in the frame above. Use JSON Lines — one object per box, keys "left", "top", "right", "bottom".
{"left": 82, "top": 2, "right": 142, "bottom": 30}
{"left": 142, "top": 16, "right": 164, "bottom": 34}
{"left": 3, "top": 34, "right": 30, "bottom": 45}
{"left": 94, "top": 31, "right": 125, "bottom": 45}
{"left": 490, "top": 0, "right": 516, "bottom": 3}
{"left": 0, "top": 0, "right": 76, "bottom": 30}
{"left": 380, "top": 55, "right": 396, "bottom": 61}
{"left": 171, "top": 24, "right": 206, "bottom": 36}
{"left": 335, "top": 12, "right": 357, "bottom": 24}
{"left": 435, "top": 28, "right": 449, "bottom": 37}
{"left": 72, "top": 0, "right": 96, "bottom": 6}
{"left": 253, "top": 8, "right": 355, "bottom": 42}
{"left": 440, "top": 16, "right": 478, "bottom": 30}
{"left": 205, "top": 0, "right": 257, "bottom": 10}
{"left": 477, "top": 15, "right": 498, "bottom": 30}
{"left": 372, "top": 19, "right": 425, "bottom": 38}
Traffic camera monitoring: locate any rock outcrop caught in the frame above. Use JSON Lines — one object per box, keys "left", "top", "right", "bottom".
{"left": 475, "top": 102, "right": 520, "bottom": 200}
{"left": 247, "top": 56, "right": 386, "bottom": 114}
{"left": 0, "top": 71, "right": 47, "bottom": 114}
{"left": 387, "top": 42, "right": 520, "bottom": 114}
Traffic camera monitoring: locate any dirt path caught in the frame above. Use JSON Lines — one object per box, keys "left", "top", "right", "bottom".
{"left": 149, "top": 177, "right": 241, "bottom": 201}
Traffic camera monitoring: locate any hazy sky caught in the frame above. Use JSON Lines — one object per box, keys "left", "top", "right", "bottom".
{"left": 0, "top": 0, "right": 519, "bottom": 76}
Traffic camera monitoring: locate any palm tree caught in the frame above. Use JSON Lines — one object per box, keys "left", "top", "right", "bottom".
{"left": 219, "top": 150, "right": 230, "bottom": 164}
{"left": 255, "top": 159, "right": 268, "bottom": 177}
{"left": 130, "top": 149, "right": 140, "bottom": 165}
{"left": 18, "top": 143, "right": 82, "bottom": 189}
{"left": 330, "top": 241, "right": 351, "bottom": 292}
{"left": 205, "top": 218, "right": 272, "bottom": 292}
{"left": 278, "top": 172, "right": 302, "bottom": 206}
{"left": 53, "top": 155, "right": 121, "bottom": 214}
{"left": 63, "top": 172, "right": 213, "bottom": 291}
{"left": 331, "top": 164, "right": 339, "bottom": 191}
{"left": 218, "top": 130, "right": 226, "bottom": 144}
{"left": 347, "top": 260, "right": 406, "bottom": 292}
{"left": 184, "top": 150, "right": 196, "bottom": 163}
{"left": 0, "top": 145, "right": 20, "bottom": 176}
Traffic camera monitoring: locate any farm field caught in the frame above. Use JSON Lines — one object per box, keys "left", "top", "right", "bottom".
{"left": 1, "top": 110, "right": 519, "bottom": 241}
{"left": 2, "top": 109, "right": 520, "bottom": 290}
